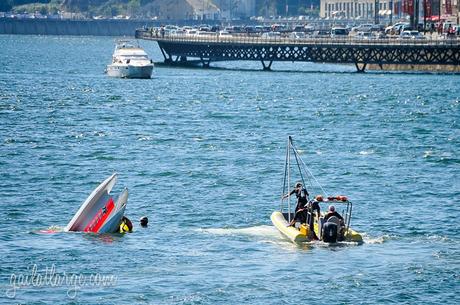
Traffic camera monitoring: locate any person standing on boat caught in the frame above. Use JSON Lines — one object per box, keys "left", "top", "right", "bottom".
{"left": 305, "top": 195, "right": 322, "bottom": 240}
{"left": 307, "top": 195, "right": 322, "bottom": 219}
{"left": 283, "top": 182, "right": 309, "bottom": 210}
{"left": 282, "top": 182, "right": 309, "bottom": 226}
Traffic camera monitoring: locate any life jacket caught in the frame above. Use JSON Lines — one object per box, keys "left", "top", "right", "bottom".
{"left": 119, "top": 217, "right": 133, "bottom": 233}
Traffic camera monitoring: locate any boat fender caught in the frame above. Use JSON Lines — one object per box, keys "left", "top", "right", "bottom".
{"left": 328, "top": 195, "right": 348, "bottom": 202}
{"left": 322, "top": 222, "right": 338, "bottom": 243}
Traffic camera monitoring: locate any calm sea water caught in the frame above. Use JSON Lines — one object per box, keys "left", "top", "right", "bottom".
{"left": 0, "top": 35, "right": 459, "bottom": 304}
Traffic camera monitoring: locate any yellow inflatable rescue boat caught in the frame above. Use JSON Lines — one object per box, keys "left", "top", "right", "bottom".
{"left": 272, "top": 136, "right": 363, "bottom": 244}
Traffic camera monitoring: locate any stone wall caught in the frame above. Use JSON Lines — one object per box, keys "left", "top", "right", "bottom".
{"left": 0, "top": 18, "right": 160, "bottom": 36}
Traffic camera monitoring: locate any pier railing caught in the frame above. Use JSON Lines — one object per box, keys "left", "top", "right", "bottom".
{"left": 137, "top": 30, "right": 460, "bottom": 47}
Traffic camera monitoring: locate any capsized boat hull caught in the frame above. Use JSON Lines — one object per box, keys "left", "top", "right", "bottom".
{"left": 65, "top": 173, "right": 128, "bottom": 233}
{"left": 98, "top": 188, "right": 128, "bottom": 233}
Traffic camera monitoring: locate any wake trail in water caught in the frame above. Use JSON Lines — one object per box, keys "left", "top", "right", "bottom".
{"left": 200, "top": 226, "right": 390, "bottom": 248}
{"left": 199, "top": 225, "right": 280, "bottom": 239}
{"left": 362, "top": 234, "right": 390, "bottom": 244}
{"left": 199, "top": 225, "right": 300, "bottom": 249}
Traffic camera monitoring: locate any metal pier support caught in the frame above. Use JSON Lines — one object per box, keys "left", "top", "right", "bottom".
{"left": 200, "top": 57, "right": 211, "bottom": 68}
{"left": 355, "top": 63, "right": 367, "bottom": 73}
{"left": 261, "top": 60, "right": 273, "bottom": 71}
{"left": 140, "top": 32, "right": 460, "bottom": 72}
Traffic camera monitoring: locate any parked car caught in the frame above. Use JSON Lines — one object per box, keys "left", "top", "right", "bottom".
{"left": 351, "top": 24, "right": 373, "bottom": 33}
{"left": 304, "top": 24, "right": 315, "bottom": 34}
{"left": 385, "top": 22, "right": 409, "bottom": 35}
{"left": 399, "top": 30, "right": 426, "bottom": 40}
{"left": 370, "top": 24, "right": 385, "bottom": 32}
{"left": 289, "top": 31, "right": 306, "bottom": 39}
{"left": 355, "top": 31, "right": 373, "bottom": 40}
{"left": 218, "top": 30, "right": 232, "bottom": 37}
{"left": 331, "top": 27, "right": 349, "bottom": 38}
{"left": 185, "top": 29, "right": 198, "bottom": 36}
{"left": 312, "top": 29, "right": 330, "bottom": 38}
{"left": 261, "top": 31, "right": 282, "bottom": 39}
{"left": 196, "top": 31, "right": 217, "bottom": 37}
{"left": 292, "top": 25, "right": 306, "bottom": 32}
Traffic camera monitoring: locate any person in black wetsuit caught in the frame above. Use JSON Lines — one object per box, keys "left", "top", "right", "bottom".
{"left": 139, "top": 216, "right": 148, "bottom": 227}
{"left": 308, "top": 195, "right": 322, "bottom": 218}
{"left": 324, "top": 205, "right": 344, "bottom": 223}
{"left": 119, "top": 216, "right": 133, "bottom": 233}
{"left": 282, "top": 182, "right": 309, "bottom": 226}
{"left": 323, "top": 205, "right": 345, "bottom": 240}
{"left": 305, "top": 195, "right": 322, "bottom": 240}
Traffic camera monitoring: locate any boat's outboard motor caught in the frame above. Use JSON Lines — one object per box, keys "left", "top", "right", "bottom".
{"left": 322, "top": 222, "right": 338, "bottom": 243}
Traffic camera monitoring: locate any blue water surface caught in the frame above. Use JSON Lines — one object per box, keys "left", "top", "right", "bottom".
{"left": 0, "top": 35, "right": 459, "bottom": 304}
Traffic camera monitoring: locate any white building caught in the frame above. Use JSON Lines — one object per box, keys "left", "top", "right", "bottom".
{"left": 213, "top": 0, "right": 256, "bottom": 19}
{"left": 320, "top": 0, "right": 391, "bottom": 19}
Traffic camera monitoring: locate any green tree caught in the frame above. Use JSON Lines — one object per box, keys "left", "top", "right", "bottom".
{"left": 127, "top": 0, "right": 140, "bottom": 17}
{"left": 39, "top": 5, "right": 47, "bottom": 15}
{"left": 0, "top": 0, "right": 13, "bottom": 12}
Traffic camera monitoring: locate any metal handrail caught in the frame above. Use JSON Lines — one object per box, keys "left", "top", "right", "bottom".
{"left": 137, "top": 29, "right": 460, "bottom": 47}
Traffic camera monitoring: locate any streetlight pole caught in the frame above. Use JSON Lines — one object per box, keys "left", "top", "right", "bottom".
{"left": 375, "top": 0, "right": 380, "bottom": 24}
{"left": 410, "top": 0, "right": 415, "bottom": 27}
{"left": 390, "top": 0, "right": 394, "bottom": 25}
{"left": 423, "top": 0, "right": 427, "bottom": 32}
{"left": 439, "top": 0, "right": 442, "bottom": 25}
{"left": 285, "top": 0, "right": 288, "bottom": 18}
{"left": 458, "top": 0, "right": 460, "bottom": 24}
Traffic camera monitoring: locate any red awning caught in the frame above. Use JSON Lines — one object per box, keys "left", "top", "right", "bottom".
{"left": 429, "top": 15, "right": 451, "bottom": 21}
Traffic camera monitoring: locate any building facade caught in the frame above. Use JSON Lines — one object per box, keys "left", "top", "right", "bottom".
{"left": 320, "top": 0, "right": 459, "bottom": 22}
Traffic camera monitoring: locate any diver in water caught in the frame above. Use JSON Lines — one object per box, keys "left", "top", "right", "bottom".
{"left": 139, "top": 216, "right": 148, "bottom": 227}
{"left": 119, "top": 216, "right": 133, "bottom": 233}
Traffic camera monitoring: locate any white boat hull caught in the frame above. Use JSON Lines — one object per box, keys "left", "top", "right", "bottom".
{"left": 98, "top": 188, "right": 128, "bottom": 233}
{"left": 65, "top": 173, "right": 129, "bottom": 233}
{"left": 106, "top": 64, "right": 153, "bottom": 79}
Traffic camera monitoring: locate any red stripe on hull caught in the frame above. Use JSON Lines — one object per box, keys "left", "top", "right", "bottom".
{"left": 84, "top": 198, "right": 115, "bottom": 233}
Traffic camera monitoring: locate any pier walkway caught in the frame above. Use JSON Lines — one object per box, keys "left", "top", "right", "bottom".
{"left": 135, "top": 29, "right": 460, "bottom": 72}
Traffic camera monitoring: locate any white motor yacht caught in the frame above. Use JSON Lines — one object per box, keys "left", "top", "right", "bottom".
{"left": 106, "top": 40, "right": 153, "bottom": 79}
